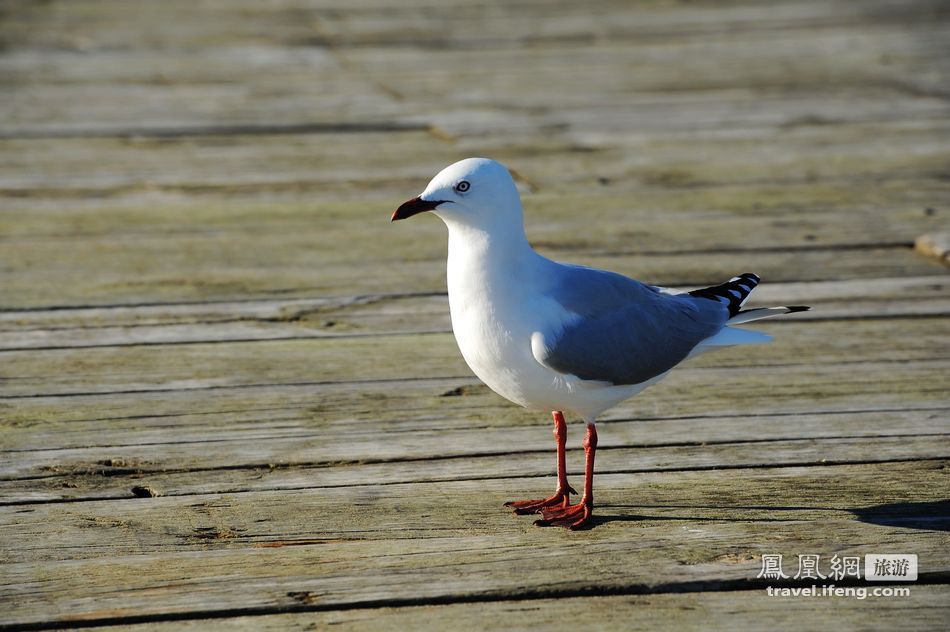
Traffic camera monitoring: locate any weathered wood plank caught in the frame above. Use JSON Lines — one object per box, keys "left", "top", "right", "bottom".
{"left": 1, "top": 318, "right": 945, "bottom": 399}
{"left": 90, "top": 586, "right": 950, "bottom": 632}
{"left": 4, "top": 394, "right": 945, "bottom": 460}
{"left": 2, "top": 117, "right": 948, "bottom": 200}
{"left": 0, "top": 461, "right": 946, "bottom": 629}
{"left": 5, "top": 0, "right": 941, "bottom": 52}
{"left": 3, "top": 0, "right": 946, "bottom": 134}
{"left": 2, "top": 412, "right": 946, "bottom": 504}
{"left": 0, "top": 277, "right": 946, "bottom": 350}
{"left": 2, "top": 355, "right": 946, "bottom": 447}
{"left": 2, "top": 0, "right": 948, "bottom": 629}
{"left": 0, "top": 241, "right": 943, "bottom": 311}
{"left": 3, "top": 362, "right": 945, "bottom": 449}
{"left": 1, "top": 314, "right": 945, "bottom": 500}
{"left": 4, "top": 460, "right": 947, "bottom": 561}
{"left": 4, "top": 131, "right": 944, "bottom": 252}
{"left": 2, "top": 123, "right": 945, "bottom": 309}
{"left": 2, "top": 129, "right": 945, "bottom": 308}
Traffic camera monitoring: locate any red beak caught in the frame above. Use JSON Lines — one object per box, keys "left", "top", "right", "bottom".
{"left": 391, "top": 196, "right": 444, "bottom": 222}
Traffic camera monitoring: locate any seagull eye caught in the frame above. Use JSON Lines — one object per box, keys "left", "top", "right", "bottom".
{"left": 454, "top": 180, "right": 471, "bottom": 193}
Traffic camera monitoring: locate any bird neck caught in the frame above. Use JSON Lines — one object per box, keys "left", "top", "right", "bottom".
{"left": 443, "top": 215, "right": 541, "bottom": 302}
{"left": 445, "top": 217, "right": 534, "bottom": 266}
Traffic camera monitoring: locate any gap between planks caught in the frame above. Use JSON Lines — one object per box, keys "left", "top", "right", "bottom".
{"left": 2, "top": 358, "right": 946, "bottom": 401}
{"left": 1, "top": 577, "right": 948, "bottom": 632}
{"left": 0, "top": 276, "right": 945, "bottom": 352}
{"left": 1, "top": 460, "right": 947, "bottom": 629}
{"left": 0, "top": 121, "right": 432, "bottom": 141}
{"left": 3, "top": 456, "right": 947, "bottom": 507}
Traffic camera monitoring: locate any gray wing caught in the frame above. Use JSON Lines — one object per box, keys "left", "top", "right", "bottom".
{"left": 533, "top": 264, "right": 729, "bottom": 385}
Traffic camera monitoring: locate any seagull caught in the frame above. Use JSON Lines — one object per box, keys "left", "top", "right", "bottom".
{"left": 392, "top": 157, "right": 809, "bottom": 529}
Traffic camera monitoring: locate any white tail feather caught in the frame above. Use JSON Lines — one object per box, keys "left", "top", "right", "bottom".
{"left": 688, "top": 326, "right": 773, "bottom": 359}
{"left": 728, "top": 306, "right": 808, "bottom": 325}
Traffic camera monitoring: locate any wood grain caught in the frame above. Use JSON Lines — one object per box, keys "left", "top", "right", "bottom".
{"left": 1, "top": 0, "right": 948, "bottom": 629}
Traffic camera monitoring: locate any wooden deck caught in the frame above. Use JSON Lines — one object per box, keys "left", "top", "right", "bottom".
{"left": 2, "top": 0, "right": 949, "bottom": 629}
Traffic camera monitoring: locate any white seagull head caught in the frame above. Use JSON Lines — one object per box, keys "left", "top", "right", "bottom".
{"left": 392, "top": 158, "right": 524, "bottom": 234}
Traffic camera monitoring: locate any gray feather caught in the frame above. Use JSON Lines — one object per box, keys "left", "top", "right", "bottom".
{"left": 535, "top": 265, "right": 730, "bottom": 385}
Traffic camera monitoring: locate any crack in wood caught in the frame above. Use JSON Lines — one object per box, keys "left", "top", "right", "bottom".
{"left": 0, "top": 375, "right": 475, "bottom": 400}
{"left": 3, "top": 572, "right": 948, "bottom": 632}
{"left": 0, "top": 121, "right": 430, "bottom": 141}
{"left": 3, "top": 456, "right": 947, "bottom": 505}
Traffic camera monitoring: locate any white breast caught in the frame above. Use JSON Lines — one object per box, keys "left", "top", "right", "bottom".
{"left": 445, "top": 230, "right": 590, "bottom": 413}
{"left": 447, "top": 259, "right": 543, "bottom": 408}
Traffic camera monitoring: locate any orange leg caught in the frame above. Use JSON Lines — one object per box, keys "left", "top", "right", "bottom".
{"left": 536, "top": 423, "right": 597, "bottom": 530}
{"left": 505, "top": 411, "right": 577, "bottom": 514}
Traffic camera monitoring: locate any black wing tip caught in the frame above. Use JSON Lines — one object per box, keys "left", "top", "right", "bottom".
{"left": 786, "top": 305, "right": 811, "bottom": 313}
{"left": 730, "top": 272, "right": 760, "bottom": 285}
{"left": 690, "top": 272, "right": 762, "bottom": 317}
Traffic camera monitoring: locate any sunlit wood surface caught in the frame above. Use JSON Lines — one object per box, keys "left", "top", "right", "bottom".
{"left": 1, "top": 1, "right": 949, "bottom": 629}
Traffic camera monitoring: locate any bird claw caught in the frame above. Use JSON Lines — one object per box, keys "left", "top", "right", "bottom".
{"left": 534, "top": 502, "right": 592, "bottom": 530}
{"left": 504, "top": 487, "right": 576, "bottom": 515}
